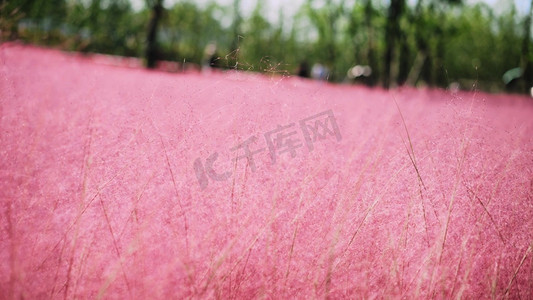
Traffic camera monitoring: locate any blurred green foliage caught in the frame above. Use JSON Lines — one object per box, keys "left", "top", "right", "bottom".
{"left": 1, "top": 0, "right": 531, "bottom": 93}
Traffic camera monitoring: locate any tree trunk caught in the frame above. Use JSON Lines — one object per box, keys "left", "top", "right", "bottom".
{"left": 398, "top": 28, "right": 410, "bottom": 85}
{"left": 145, "top": 0, "right": 163, "bottom": 69}
{"left": 408, "top": 0, "right": 429, "bottom": 86}
{"left": 364, "top": 0, "right": 378, "bottom": 86}
{"left": 520, "top": 0, "right": 533, "bottom": 93}
{"left": 384, "top": 0, "right": 405, "bottom": 89}
{"left": 228, "top": 0, "right": 241, "bottom": 69}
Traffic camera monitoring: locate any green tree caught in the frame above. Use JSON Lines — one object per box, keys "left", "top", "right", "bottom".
{"left": 161, "top": 1, "right": 228, "bottom": 64}
{"left": 305, "top": 0, "right": 346, "bottom": 80}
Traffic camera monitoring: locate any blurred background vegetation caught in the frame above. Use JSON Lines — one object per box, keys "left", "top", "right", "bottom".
{"left": 1, "top": 0, "right": 532, "bottom": 94}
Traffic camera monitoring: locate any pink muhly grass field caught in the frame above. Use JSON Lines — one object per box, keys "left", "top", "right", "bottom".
{"left": 1, "top": 43, "right": 532, "bottom": 299}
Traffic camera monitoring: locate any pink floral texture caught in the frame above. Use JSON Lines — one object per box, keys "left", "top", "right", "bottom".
{"left": 1, "top": 43, "right": 532, "bottom": 299}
